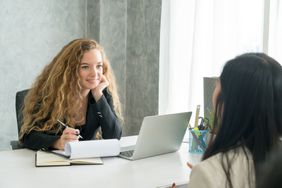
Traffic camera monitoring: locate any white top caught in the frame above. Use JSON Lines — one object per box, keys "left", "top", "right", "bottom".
{"left": 187, "top": 147, "right": 255, "bottom": 188}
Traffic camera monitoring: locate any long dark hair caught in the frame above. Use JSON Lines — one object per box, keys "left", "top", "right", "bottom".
{"left": 203, "top": 53, "right": 282, "bottom": 187}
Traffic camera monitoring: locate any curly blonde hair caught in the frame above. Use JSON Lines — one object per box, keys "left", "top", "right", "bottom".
{"left": 19, "top": 39, "right": 122, "bottom": 140}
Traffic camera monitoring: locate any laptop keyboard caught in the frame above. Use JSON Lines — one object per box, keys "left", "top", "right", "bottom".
{"left": 120, "top": 150, "right": 134, "bottom": 157}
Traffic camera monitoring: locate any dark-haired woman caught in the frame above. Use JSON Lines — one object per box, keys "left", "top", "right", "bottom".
{"left": 187, "top": 53, "right": 282, "bottom": 188}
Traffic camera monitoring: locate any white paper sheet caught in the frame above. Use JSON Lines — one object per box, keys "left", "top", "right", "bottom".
{"left": 52, "top": 139, "right": 120, "bottom": 159}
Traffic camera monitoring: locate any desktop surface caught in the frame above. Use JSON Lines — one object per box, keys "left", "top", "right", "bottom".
{"left": 0, "top": 136, "right": 201, "bottom": 188}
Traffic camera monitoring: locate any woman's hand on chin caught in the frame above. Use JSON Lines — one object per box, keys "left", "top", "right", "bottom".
{"left": 91, "top": 75, "right": 109, "bottom": 101}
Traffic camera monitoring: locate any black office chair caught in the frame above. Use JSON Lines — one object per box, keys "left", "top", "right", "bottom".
{"left": 10, "top": 89, "right": 29, "bottom": 149}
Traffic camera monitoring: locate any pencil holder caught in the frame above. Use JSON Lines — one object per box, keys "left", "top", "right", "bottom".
{"left": 188, "top": 129, "right": 209, "bottom": 154}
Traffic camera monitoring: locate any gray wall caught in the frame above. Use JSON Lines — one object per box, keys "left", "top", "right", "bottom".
{"left": 99, "top": 0, "right": 127, "bottom": 109}
{"left": 0, "top": 0, "right": 87, "bottom": 150}
{"left": 125, "top": 0, "right": 161, "bottom": 134}
{"left": 0, "top": 0, "right": 161, "bottom": 150}
{"left": 96, "top": 0, "right": 161, "bottom": 135}
{"left": 87, "top": 0, "right": 100, "bottom": 40}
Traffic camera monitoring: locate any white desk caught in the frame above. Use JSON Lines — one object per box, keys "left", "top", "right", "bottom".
{"left": 0, "top": 137, "right": 201, "bottom": 188}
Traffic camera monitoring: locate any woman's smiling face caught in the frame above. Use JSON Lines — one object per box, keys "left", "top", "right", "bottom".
{"left": 79, "top": 49, "right": 103, "bottom": 90}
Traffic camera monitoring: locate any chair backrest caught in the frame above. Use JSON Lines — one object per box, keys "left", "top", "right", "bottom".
{"left": 15, "top": 89, "right": 29, "bottom": 136}
{"left": 203, "top": 77, "right": 217, "bottom": 118}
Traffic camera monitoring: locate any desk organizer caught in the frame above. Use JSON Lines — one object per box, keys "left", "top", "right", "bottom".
{"left": 188, "top": 129, "right": 209, "bottom": 154}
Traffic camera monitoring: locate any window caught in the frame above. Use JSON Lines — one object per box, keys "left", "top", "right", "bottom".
{"left": 159, "top": 0, "right": 280, "bottom": 117}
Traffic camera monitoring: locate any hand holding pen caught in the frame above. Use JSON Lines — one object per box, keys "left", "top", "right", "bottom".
{"left": 52, "top": 120, "right": 83, "bottom": 150}
{"left": 57, "top": 120, "right": 83, "bottom": 139}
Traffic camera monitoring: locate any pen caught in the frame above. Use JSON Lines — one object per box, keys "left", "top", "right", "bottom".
{"left": 57, "top": 119, "right": 83, "bottom": 139}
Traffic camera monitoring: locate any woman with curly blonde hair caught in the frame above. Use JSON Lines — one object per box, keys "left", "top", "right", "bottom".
{"left": 19, "top": 38, "right": 123, "bottom": 150}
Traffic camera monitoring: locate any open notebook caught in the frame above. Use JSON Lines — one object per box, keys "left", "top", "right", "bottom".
{"left": 35, "top": 150, "right": 103, "bottom": 167}
{"left": 35, "top": 139, "right": 120, "bottom": 167}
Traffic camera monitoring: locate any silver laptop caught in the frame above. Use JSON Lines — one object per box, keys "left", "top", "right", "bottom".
{"left": 119, "top": 112, "right": 192, "bottom": 160}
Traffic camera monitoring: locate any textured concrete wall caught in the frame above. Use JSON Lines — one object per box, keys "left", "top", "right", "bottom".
{"left": 125, "top": 0, "right": 162, "bottom": 135}
{"left": 87, "top": 0, "right": 100, "bottom": 41}
{"left": 99, "top": 0, "right": 127, "bottom": 110}
{"left": 95, "top": 0, "right": 162, "bottom": 135}
{"left": 0, "top": 0, "right": 87, "bottom": 150}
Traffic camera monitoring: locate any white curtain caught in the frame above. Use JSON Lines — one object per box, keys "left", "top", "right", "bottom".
{"left": 159, "top": 0, "right": 196, "bottom": 114}
{"left": 159, "top": 0, "right": 278, "bottom": 116}
{"left": 268, "top": 0, "right": 282, "bottom": 62}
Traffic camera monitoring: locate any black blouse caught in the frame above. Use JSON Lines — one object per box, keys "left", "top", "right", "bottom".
{"left": 23, "top": 89, "right": 122, "bottom": 150}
